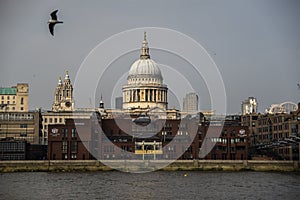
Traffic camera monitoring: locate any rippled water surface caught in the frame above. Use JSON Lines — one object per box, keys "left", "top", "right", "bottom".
{"left": 0, "top": 171, "right": 299, "bottom": 200}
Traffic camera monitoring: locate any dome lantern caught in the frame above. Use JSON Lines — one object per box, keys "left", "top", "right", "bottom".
{"left": 140, "top": 31, "right": 150, "bottom": 59}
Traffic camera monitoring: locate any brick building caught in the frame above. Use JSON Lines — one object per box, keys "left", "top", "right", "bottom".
{"left": 199, "top": 117, "right": 249, "bottom": 160}
{"left": 242, "top": 102, "right": 300, "bottom": 160}
{"left": 101, "top": 115, "right": 199, "bottom": 160}
{"left": 47, "top": 113, "right": 101, "bottom": 160}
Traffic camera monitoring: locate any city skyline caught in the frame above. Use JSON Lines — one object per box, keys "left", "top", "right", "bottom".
{"left": 0, "top": 0, "right": 299, "bottom": 114}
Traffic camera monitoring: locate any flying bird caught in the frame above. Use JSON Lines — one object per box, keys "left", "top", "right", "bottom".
{"left": 48, "top": 10, "right": 63, "bottom": 36}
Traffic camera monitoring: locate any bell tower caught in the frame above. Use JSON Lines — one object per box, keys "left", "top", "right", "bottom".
{"left": 52, "top": 70, "right": 74, "bottom": 112}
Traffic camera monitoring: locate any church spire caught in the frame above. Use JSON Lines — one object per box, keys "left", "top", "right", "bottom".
{"left": 140, "top": 31, "right": 150, "bottom": 59}
{"left": 58, "top": 76, "right": 62, "bottom": 85}
{"left": 65, "top": 70, "right": 69, "bottom": 80}
{"left": 99, "top": 94, "right": 104, "bottom": 109}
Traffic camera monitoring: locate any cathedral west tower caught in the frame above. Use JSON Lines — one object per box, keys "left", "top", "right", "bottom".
{"left": 52, "top": 70, "right": 74, "bottom": 112}
{"left": 122, "top": 32, "right": 168, "bottom": 110}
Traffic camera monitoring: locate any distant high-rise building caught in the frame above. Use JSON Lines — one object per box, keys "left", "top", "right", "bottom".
{"left": 241, "top": 97, "right": 257, "bottom": 115}
{"left": 183, "top": 92, "right": 198, "bottom": 112}
{"left": 52, "top": 70, "right": 74, "bottom": 112}
{"left": 0, "top": 83, "right": 29, "bottom": 112}
{"left": 115, "top": 97, "right": 123, "bottom": 109}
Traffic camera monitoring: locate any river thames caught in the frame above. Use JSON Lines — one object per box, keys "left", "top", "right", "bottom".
{"left": 0, "top": 171, "right": 299, "bottom": 200}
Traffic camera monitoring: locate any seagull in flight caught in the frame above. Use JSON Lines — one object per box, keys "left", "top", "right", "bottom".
{"left": 48, "top": 10, "right": 63, "bottom": 36}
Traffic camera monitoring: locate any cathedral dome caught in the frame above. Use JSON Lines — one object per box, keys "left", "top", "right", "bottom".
{"left": 128, "top": 59, "right": 162, "bottom": 82}
{"left": 127, "top": 32, "right": 163, "bottom": 85}
{"left": 122, "top": 32, "right": 168, "bottom": 110}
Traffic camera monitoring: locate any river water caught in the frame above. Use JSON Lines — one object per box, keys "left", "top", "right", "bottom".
{"left": 0, "top": 171, "right": 299, "bottom": 200}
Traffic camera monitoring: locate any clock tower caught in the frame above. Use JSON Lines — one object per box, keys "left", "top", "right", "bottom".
{"left": 52, "top": 70, "right": 74, "bottom": 112}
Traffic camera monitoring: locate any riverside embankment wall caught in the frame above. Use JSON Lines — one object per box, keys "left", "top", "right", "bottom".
{"left": 0, "top": 160, "right": 299, "bottom": 172}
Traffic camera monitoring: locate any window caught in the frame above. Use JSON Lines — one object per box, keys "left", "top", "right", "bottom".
{"left": 20, "top": 124, "right": 28, "bottom": 128}
{"left": 45, "top": 118, "right": 47, "bottom": 123}
{"left": 7, "top": 96, "right": 10, "bottom": 100}
{"left": 62, "top": 141, "right": 68, "bottom": 153}
{"left": 49, "top": 118, "right": 52, "bottom": 123}
{"left": 71, "top": 128, "right": 76, "bottom": 139}
{"left": 54, "top": 118, "right": 57, "bottom": 123}
{"left": 21, "top": 107, "right": 24, "bottom": 111}
{"left": 65, "top": 128, "right": 68, "bottom": 138}
{"left": 7, "top": 101, "right": 10, "bottom": 105}
{"left": 71, "top": 141, "right": 77, "bottom": 153}
{"left": 1, "top": 96, "right": 3, "bottom": 100}
{"left": 59, "top": 118, "right": 62, "bottom": 123}
{"left": 21, "top": 97, "right": 24, "bottom": 105}
{"left": 20, "top": 132, "right": 27, "bottom": 137}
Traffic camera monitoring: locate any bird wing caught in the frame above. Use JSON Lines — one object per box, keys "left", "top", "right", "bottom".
{"left": 49, "top": 23, "right": 55, "bottom": 36}
{"left": 50, "top": 10, "right": 58, "bottom": 20}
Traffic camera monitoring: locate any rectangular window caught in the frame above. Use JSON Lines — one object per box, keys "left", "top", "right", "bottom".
{"left": 59, "top": 118, "right": 62, "bottom": 123}
{"left": 65, "top": 128, "right": 68, "bottom": 138}
{"left": 7, "top": 96, "right": 10, "bottom": 100}
{"left": 21, "top": 107, "right": 24, "bottom": 111}
{"left": 62, "top": 128, "right": 65, "bottom": 138}
{"left": 21, "top": 97, "right": 24, "bottom": 105}
{"left": 45, "top": 118, "right": 47, "bottom": 123}
{"left": 71, "top": 128, "right": 76, "bottom": 139}
{"left": 71, "top": 141, "right": 77, "bottom": 153}
{"left": 20, "top": 124, "right": 28, "bottom": 128}
{"left": 54, "top": 118, "right": 57, "bottom": 123}
{"left": 62, "top": 141, "right": 68, "bottom": 153}
{"left": 49, "top": 118, "right": 52, "bottom": 123}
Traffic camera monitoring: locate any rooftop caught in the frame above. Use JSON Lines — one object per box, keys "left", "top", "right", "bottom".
{"left": 0, "top": 87, "right": 17, "bottom": 95}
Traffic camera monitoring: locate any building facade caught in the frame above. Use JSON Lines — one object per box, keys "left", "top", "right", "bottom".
{"left": 242, "top": 103, "right": 300, "bottom": 160}
{"left": 0, "top": 138, "right": 27, "bottom": 160}
{"left": 0, "top": 83, "right": 29, "bottom": 112}
{"left": 183, "top": 92, "right": 199, "bottom": 113}
{"left": 47, "top": 114, "right": 199, "bottom": 160}
{"left": 200, "top": 117, "right": 249, "bottom": 160}
{"left": 241, "top": 97, "right": 257, "bottom": 115}
{"left": 48, "top": 115, "right": 100, "bottom": 160}
{"left": 0, "top": 111, "right": 41, "bottom": 144}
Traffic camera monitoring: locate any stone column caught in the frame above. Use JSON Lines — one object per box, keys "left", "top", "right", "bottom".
{"left": 134, "top": 89, "right": 137, "bottom": 102}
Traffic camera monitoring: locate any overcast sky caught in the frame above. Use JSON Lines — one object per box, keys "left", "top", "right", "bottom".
{"left": 0, "top": 0, "right": 299, "bottom": 114}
